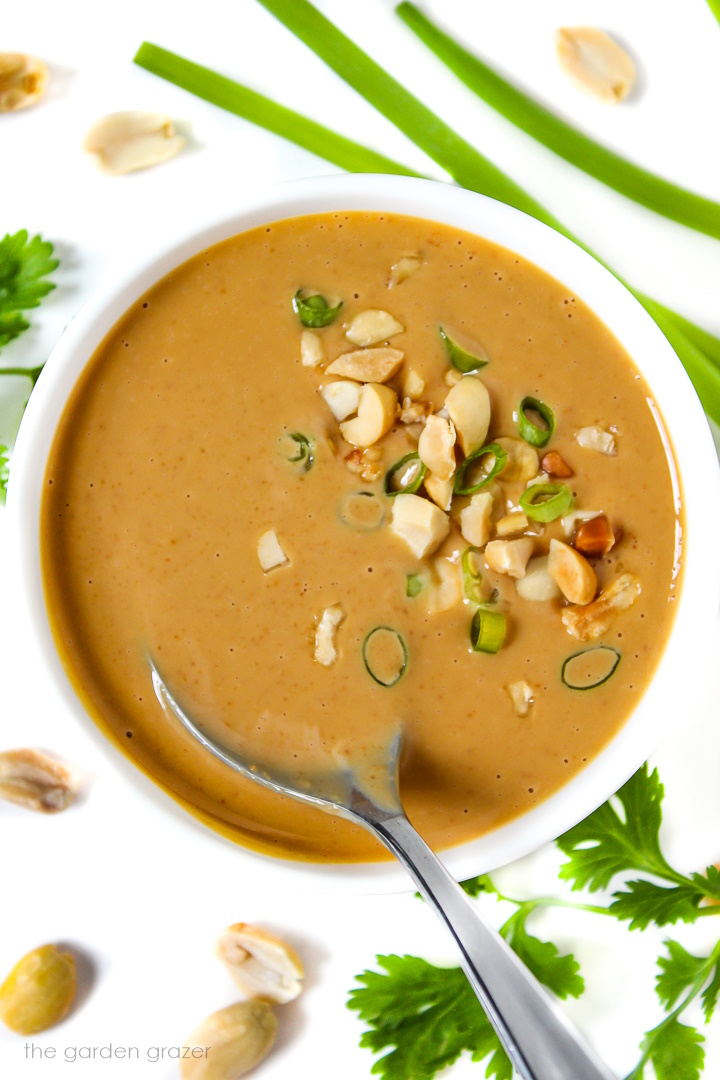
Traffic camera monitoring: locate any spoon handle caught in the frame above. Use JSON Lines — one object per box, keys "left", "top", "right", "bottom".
{"left": 369, "top": 812, "right": 615, "bottom": 1080}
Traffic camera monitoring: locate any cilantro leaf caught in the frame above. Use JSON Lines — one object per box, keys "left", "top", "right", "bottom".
{"left": 609, "top": 880, "right": 702, "bottom": 931}
{"left": 701, "top": 961, "right": 720, "bottom": 1023}
{"left": 0, "top": 446, "right": 8, "bottom": 505}
{"left": 0, "top": 312, "right": 29, "bottom": 349}
{"left": 460, "top": 874, "right": 498, "bottom": 898}
{"left": 0, "top": 230, "right": 58, "bottom": 316}
{"left": 500, "top": 908, "right": 584, "bottom": 1000}
{"left": 556, "top": 765, "right": 676, "bottom": 892}
{"left": 656, "top": 941, "right": 709, "bottom": 1012}
{"left": 348, "top": 955, "right": 511, "bottom": 1080}
{"left": 627, "top": 1016, "right": 704, "bottom": 1080}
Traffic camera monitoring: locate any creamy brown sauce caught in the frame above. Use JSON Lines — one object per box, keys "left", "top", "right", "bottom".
{"left": 41, "top": 212, "right": 681, "bottom": 862}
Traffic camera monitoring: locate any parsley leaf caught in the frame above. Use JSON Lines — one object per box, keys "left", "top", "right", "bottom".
{"left": 627, "top": 1016, "right": 704, "bottom": 1080}
{"left": 348, "top": 955, "right": 511, "bottom": 1080}
{"left": 0, "top": 312, "right": 29, "bottom": 350}
{"left": 609, "top": 880, "right": 702, "bottom": 931}
{"left": 0, "top": 230, "right": 58, "bottom": 316}
{"left": 0, "top": 445, "right": 8, "bottom": 504}
{"left": 556, "top": 765, "right": 677, "bottom": 891}
{"left": 500, "top": 908, "right": 584, "bottom": 1000}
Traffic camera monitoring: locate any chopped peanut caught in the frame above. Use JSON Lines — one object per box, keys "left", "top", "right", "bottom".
{"left": 444, "top": 368, "right": 463, "bottom": 387}
{"left": 495, "top": 512, "right": 528, "bottom": 537}
{"left": 340, "top": 383, "right": 397, "bottom": 447}
{"left": 573, "top": 515, "right": 616, "bottom": 557}
{"left": 327, "top": 347, "right": 403, "bottom": 383}
{"left": 345, "top": 310, "right": 404, "bottom": 347}
{"left": 445, "top": 376, "right": 491, "bottom": 455}
{"left": 460, "top": 492, "right": 494, "bottom": 548}
{"left": 300, "top": 329, "right": 324, "bottom": 368}
{"left": 576, "top": 426, "right": 616, "bottom": 455}
{"left": 507, "top": 680, "right": 534, "bottom": 717}
{"left": 562, "top": 509, "right": 602, "bottom": 537}
{"left": 426, "top": 557, "right": 463, "bottom": 614}
{"left": 541, "top": 451, "right": 573, "bottom": 478}
{"left": 315, "top": 604, "right": 345, "bottom": 666}
{"left": 562, "top": 574, "right": 641, "bottom": 641}
{"left": 485, "top": 538, "right": 534, "bottom": 579}
{"left": 495, "top": 438, "right": 539, "bottom": 485}
{"left": 418, "top": 415, "right": 456, "bottom": 481}
{"left": 390, "top": 494, "right": 449, "bottom": 558}
{"left": 402, "top": 368, "right": 425, "bottom": 401}
{"left": 548, "top": 539, "right": 597, "bottom": 605}
{"left": 257, "top": 531, "right": 289, "bottom": 572}
{"left": 516, "top": 556, "right": 561, "bottom": 601}
{"left": 321, "top": 379, "right": 361, "bottom": 421}
{"left": 344, "top": 449, "right": 383, "bottom": 483}
{"left": 424, "top": 471, "right": 454, "bottom": 511}
{"left": 399, "top": 398, "right": 430, "bottom": 424}
{"left": 388, "top": 255, "right": 421, "bottom": 287}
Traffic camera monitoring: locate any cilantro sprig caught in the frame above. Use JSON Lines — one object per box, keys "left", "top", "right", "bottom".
{"left": 349, "top": 765, "right": 720, "bottom": 1079}
{"left": 0, "top": 230, "right": 59, "bottom": 497}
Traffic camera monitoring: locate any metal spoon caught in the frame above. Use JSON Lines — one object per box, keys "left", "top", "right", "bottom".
{"left": 151, "top": 661, "right": 614, "bottom": 1080}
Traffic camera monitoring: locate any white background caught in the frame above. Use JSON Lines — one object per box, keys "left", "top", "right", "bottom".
{"left": 2, "top": 1, "right": 720, "bottom": 1077}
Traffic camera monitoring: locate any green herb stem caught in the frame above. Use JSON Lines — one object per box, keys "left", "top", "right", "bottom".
{"left": 252, "top": 0, "right": 561, "bottom": 228}
{"left": 0, "top": 365, "right": 44, "bottom": 388}
{"left": 396, "top": 2, "right": 720, "bottom": 242}
{"left": 133, "top": 42, "right": 421, "bottom": 178}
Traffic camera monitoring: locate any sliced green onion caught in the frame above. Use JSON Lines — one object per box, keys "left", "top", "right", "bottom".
{"left": 406, "top": 572, "right": 425, "bottom": 598}
{"left": 339, "top": 491, "right": 385, "bottom": 531}
{"left": 384, "top": 452, "right": 426, "bottom": 496}
{"left": 363, "top": 626, "right": 408, "bottom": 686}
{"left": 461, "top": 547, "right": 485, "bottom": 604}
{"left": 134, "top": 27, "right": 720, "bottom": 423}
{"left": 470, "top": 607, "right": 506, "bottom": 654}
{"left": 292, "top": 289, "right": 343, "bottom": 328}
{"left": 439, "top": 327, "right": 487, "bottom": 373}
{"left": 453, "top": 442, "right": 507, "bottom": 495}
{"left": 283, "top": 432, "right": 314, "bottom": 471}
{"left": 518, "top": 397, "right": 555, "bottom": 448}
{"left": 519, "top": 483, "right": 573, "bottom": 523}
{"left": 396, "top": 2, "right": 720, "bottom": 242}
{"left": 562, "top": 646, "right": 621, "bottom": 690}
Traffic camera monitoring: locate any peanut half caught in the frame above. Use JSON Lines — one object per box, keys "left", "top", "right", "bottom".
{"left": 83, "top": 112, "right": 185, "bottom": 175}
{"left": 0, "top": 749, "right": 78, "bottom": 813}
{"left": 215, "top": 924, "right": 303, "bottom": 1004}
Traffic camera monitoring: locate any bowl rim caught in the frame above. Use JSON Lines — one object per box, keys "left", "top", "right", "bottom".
{"left": 7, "top": 172, "right": 720, "bottom": 893}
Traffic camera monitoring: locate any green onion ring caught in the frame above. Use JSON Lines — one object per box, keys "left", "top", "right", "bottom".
{"left": 286, "top": 432, "right": 314, "bottom": 471}
{"left": 519, "top": 483, "right": 573, "bottom": 523}
{"left": 461, "top": 546, "right": 485, "bottom": 604}
{"left": 439, "top": 327, "right": 488, "bottom": 373}
{"left": 362, "top": 626, "right": 408, "bottom": 686}
{"left": 453, "top": 442, "right": 507, "bottom": 495}
{"left": 518, "top": 396, "right": 555, "bottom": 447}
{"left": 384, "top": 452, "right": 426, "bottom": 497}
{"left": 292, "top": 289, "right": 343, "bottom": 328}
{"left": 470, "top": 607, "right": 507, "bottom": 654}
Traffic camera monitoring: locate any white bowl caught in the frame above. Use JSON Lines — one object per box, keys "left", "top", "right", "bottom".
{"left": 8, "top": 174, "right": 720, "bottom": 892}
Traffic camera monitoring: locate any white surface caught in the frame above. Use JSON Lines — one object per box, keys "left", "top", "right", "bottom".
{"left": 2, "top": 1, "right": 720, "bottom": 1077}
